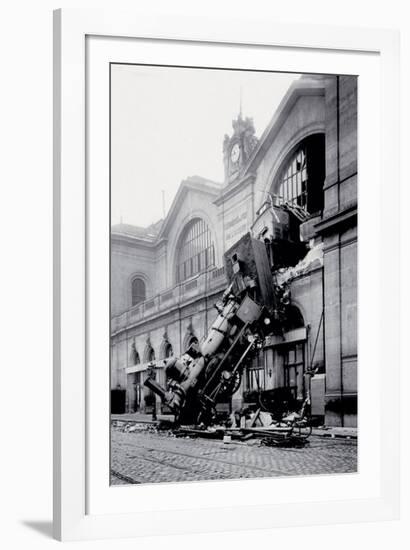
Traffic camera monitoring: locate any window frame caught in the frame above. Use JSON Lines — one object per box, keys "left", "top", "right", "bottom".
{"left": 131, "top": 276, "right": 146, "bottom": 307}
{"left": 275, "top": 134, "right": 325, "bottom": 215}
{"left": 176, "top": 218, "right": 215, "bottom": 283}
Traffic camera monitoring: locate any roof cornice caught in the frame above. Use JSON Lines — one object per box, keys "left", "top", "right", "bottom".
{"left": 157, "top": 177, "right": 222, "bottom": 238}
{"left": 111, "top": 233, "right": 158, "bottom": 249}
{"left": 214, "top": 173, "right": 256, "bottom": 206}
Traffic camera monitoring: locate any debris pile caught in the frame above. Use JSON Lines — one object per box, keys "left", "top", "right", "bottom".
{"left": 275, "top": 241, "right": 323, "bottom": 286}
{"left": 172, "top": 406, "right": 311, "bottom": 447}
{"left": 111, "top": 406, "right": 311, "bottom": 448}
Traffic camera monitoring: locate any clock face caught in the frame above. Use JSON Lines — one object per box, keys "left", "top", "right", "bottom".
{"left": 230, "top": 143, "right": 240, "bottom": 163}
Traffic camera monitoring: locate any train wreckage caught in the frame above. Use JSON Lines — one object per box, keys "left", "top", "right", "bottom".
{"left": 144, "top": 197, "right": 322, "bottom": 440}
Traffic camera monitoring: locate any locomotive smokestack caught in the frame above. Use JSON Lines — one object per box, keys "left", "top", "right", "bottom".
{"left": 144, "top": 377, "right": 169, "bottom": 403}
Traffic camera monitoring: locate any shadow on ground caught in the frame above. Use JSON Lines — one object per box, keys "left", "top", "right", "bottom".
{"left": 22, "top": 520, "right": 53, "bottom": 539}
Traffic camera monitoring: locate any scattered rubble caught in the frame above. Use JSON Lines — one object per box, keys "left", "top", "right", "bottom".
{"left": 112, "top": 406, "right": 313, "bottom": 448}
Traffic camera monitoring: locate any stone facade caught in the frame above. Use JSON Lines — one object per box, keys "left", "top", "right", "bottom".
{"left": 111, "top": 74, "right": 358, "bottom": 427}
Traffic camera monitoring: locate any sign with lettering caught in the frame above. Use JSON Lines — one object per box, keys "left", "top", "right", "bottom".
{"left": 224, "top": 210, "right": 249, "bottom": 250}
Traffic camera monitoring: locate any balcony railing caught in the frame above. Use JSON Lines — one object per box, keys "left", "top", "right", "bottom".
{"left": 111, "top": 266, "right": 226, "bottom": 334}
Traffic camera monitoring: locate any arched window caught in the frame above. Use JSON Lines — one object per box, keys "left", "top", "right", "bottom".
{"left": 130, "top": 342, "right": 140, "bottom": 365}
{"left": 285, "top": 305, "right": 305, "bottom": 331}
{"left": 176, "top": 219, "right": 215, "bottom": 283}
{"left": 276, "top": 134, "right": 325, "bottom": 215}
{"left": 131, "top": 277, "right": 146, "bottom": 306}
{"left": 160, "top": 339, "right": 174, "bottom": 360}
{"left": 147, "top": 347, "right": 155, "bottom": 362}
{"left": 143, "top": 338, "right": 156, "bottom": 363}
{"left": 164, "top": 342, "right": 173, "bottom": 358}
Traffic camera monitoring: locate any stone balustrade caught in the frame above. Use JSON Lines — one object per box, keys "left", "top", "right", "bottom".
{"left": 111, "top": 266, "right": 226, "bottom": 335}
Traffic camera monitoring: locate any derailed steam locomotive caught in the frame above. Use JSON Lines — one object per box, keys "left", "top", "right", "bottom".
{"left": 145, "top": 200, "right": 309, "bottom": 425}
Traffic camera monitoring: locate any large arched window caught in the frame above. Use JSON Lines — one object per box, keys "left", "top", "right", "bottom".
{"left": 131, "top": 277, "right": 146, "bottom": 306}
{"left": 176, "top": 218, "right": 215, "bottom": 283}
{"left": 276, "top": 134, "right": 325, "bottom": 215}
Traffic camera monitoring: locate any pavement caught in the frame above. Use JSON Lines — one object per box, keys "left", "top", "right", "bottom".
{"left": 110, "top": 421, "right": 357, "bottom": 485}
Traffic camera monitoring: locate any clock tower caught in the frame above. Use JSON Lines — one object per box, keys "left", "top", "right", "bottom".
{"left": 223, "top": 113, "right": 259, "bottom": 185}
{"left": 217, "top": 112, "right": 259, "bottom": 251}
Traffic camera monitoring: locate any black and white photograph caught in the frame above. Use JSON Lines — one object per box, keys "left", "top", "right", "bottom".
{"left": 109, "top": 64, "right": 358, "bottom": 485}
{"left": 1, "top": 0, "right": 408, "bottom": 545}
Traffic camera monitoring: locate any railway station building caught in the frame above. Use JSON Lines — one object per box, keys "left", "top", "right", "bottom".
{"left": 110, "top": 74, "right": 358, "bottom": 427}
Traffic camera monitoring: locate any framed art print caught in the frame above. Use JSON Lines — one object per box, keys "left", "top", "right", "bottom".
{"left": 109, "top": 65, "right": 356, "bottom": 485}
{"left": 53, "top": 9, "right": 400, "bottom": 541}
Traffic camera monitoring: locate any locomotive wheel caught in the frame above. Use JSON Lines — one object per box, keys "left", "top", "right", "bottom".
{"left": 219, "top": 369, "right": 242, "bottom": 397}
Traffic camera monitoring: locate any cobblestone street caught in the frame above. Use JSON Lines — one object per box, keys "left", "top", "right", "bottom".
{"left": 110, "top": 426, "right": 357, "bottom": 485}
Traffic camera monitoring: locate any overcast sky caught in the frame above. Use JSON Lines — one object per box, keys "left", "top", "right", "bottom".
{"left": 111, "top": 65, "right": 300, "bottom": 228}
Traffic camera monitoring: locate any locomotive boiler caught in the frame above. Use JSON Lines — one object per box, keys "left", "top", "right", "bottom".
{"left": 144, "top": 232, "right": 281, "bottom": 425}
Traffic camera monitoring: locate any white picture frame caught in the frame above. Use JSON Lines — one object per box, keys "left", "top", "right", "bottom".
{"left": 53, "top": 8, "right": 400, "bottom": 541}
